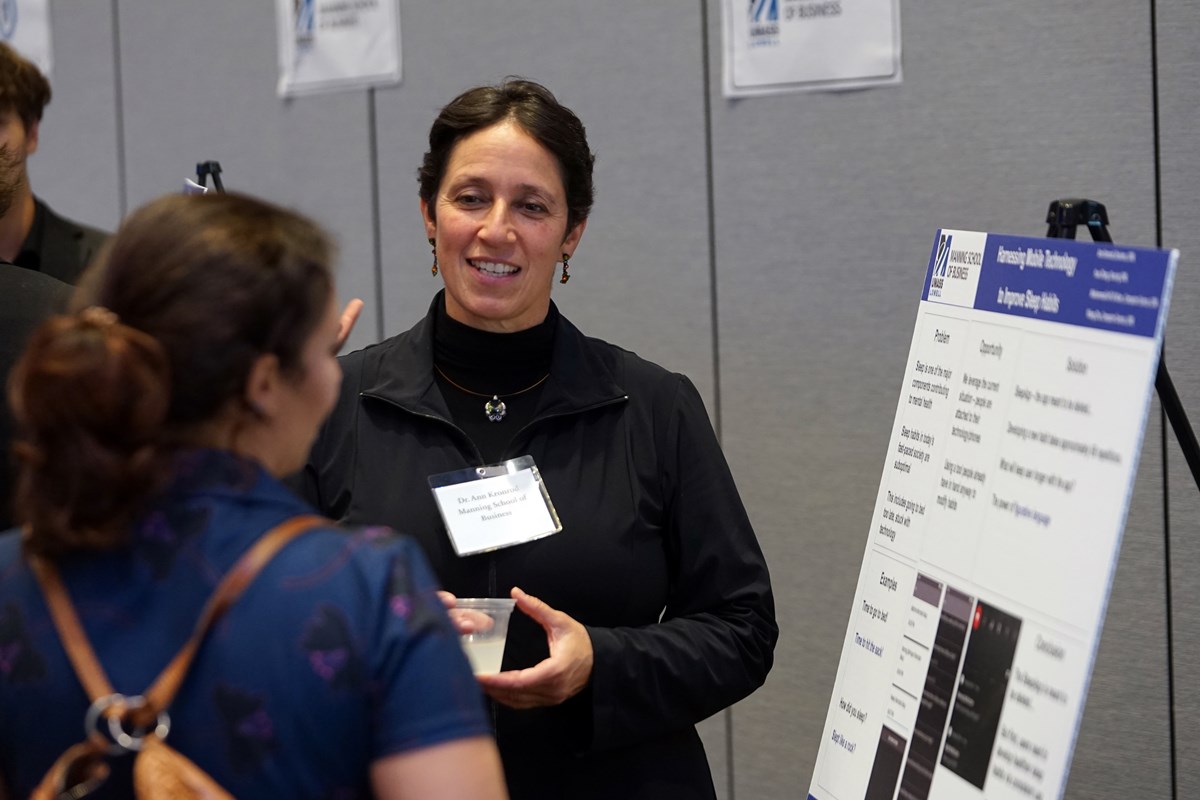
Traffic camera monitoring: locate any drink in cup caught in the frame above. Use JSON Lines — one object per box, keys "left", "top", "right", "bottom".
{"left": 454, "top": 598, "right": 515, "bottom": 675}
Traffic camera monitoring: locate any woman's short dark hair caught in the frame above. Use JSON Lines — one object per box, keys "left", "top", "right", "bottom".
{"left": 418, "top": 78, "right": 595, "bottom": 234}
{"left": 10, "top": 192, "right": 334, "bottom": 558}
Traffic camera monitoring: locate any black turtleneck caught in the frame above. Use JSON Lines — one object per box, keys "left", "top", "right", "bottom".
{"left": 432, "top": 293, "right": 557, "bottom": 462}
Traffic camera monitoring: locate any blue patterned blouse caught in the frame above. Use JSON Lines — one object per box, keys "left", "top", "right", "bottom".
{"left": 0, "top": 449, "right": 490, "bottom": 798}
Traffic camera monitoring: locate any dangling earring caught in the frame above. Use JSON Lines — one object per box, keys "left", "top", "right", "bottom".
{"left": 560, "top": 252, "right": 571, "bottom": 284}
{"left": 429, "top": 238, "right": 438, "bottom": 276}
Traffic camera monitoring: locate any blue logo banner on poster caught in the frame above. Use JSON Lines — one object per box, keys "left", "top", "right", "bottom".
{"left": 921, "top": 231, "right": 1173, "bottom": 339}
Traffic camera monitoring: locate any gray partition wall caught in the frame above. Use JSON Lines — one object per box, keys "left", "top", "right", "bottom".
{"left": 1159, "top": 1, "right": 1200, "bottom": 798}
{"left": 27, "top": 1, "right": 1198, "bottom": 798}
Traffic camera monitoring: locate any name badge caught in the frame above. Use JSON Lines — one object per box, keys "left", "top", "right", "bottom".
{"left": 428, "top": 455, "right": 562, "bottom": 556}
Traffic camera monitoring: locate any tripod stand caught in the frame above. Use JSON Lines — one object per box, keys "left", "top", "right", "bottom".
{"left": 195, "top": 161, "right": 225, "bottom": 193}
{"left": 1045, "top": 198, "right": 1200, "bottom": 494}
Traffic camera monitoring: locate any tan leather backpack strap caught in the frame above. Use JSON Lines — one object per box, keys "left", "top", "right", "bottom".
{"left": 138, "top": 514, "right": 328, "bottom": 721}
{"left": 30, "top": 514, "right": 329, "bottom": 727}
{"left": 28, "top": 557, "right": 115, "bottom": 704}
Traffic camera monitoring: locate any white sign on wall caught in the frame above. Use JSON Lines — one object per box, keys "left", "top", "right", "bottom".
{"left": 722, "top": 0, "right": 901, "bottom": 98}
{"left": 808, "top": 230, "right": 1177, "bottom": 800}
{"left": 276, "top": 0, "right": 401, "bottom": 98}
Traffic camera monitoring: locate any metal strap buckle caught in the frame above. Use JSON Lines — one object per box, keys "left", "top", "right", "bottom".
{"left": 84, "top": 693, "right": 171, "bottom": 755}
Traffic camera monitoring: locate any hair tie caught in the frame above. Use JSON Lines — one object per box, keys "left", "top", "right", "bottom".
{"left": 79, "top": 306, "right": 119, "bottom": 328}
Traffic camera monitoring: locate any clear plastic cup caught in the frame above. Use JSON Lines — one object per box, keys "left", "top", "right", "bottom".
{"left": 455, "top": 598, "right": 516, "bottom": 675}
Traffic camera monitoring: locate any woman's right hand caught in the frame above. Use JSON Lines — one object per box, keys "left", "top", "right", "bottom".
{"left": 438, "top": 591, "right": 495, "bottom": 635}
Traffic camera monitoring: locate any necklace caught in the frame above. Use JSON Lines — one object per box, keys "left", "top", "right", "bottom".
{"left": 434, "top": 364, "right": 550, "bottom": 422}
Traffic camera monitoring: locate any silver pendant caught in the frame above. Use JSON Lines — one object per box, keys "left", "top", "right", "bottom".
{"left": 485, "top": 396, "right": 507, "bottom": 422}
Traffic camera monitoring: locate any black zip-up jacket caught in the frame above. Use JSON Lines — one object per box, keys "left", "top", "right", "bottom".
{"left": 299, "top": 298, "right": 778, "bottom": 799}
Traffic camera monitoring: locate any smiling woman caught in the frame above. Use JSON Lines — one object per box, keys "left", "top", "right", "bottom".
{"left": 421, "top": 118, "right": 584, "bottom": 333}
{"left": 299, "top": 78, "right": 778, "bottom": 800}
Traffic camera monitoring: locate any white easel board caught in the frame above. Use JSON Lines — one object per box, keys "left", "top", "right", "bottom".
{"left": 808, "top": 230, "right": 1178, "bottom": 800}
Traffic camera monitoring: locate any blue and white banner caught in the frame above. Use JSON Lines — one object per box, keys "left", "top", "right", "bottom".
{"left": 923, "top": 230, "right": 1173, "bottom": 340}
{"left": 722, "top": 0, "right": 901, "bottom": 97}
{"left": 276, "top": 0, "right": 401, "bottom": 98}
{"left": 808, "top": 230, "right": 1178, "bottom": 800}
{"left": 1, "top": 0, "right": 51, "bottom": 78}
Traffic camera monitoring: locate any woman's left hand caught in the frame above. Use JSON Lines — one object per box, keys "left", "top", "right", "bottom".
{"left": 477, "top": 586, "right": 593, "bottom": 709}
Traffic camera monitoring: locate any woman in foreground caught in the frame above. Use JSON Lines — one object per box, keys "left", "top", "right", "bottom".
{"left": 0, "top": 192, "right": 507, "bottom": 800}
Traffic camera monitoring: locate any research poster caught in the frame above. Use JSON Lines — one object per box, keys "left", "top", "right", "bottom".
{"left": 808, "top": 230, "right": 1178, "bottom": 800}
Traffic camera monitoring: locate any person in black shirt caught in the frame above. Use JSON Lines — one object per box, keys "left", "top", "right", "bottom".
{"left": 0, "top": 42, "right": 107, "bottom": 284}
{"left": 0, "top": 261, "right": 70, "bottom": 528}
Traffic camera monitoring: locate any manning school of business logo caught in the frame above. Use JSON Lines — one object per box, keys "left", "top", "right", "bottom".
{"left": 0, "top": 0, "right": 18, "bottom": 41}
{"left": 750, "top": 0, "right": 779, "bottom": 23}
{"left": 928, "top": 229, "right": 986, "bottom": 306}
{"left": 934, "top": 233, "right": 952, "bottom": 279}
{"left": 928, "top": 232, "right": 953, "bottom": 299}
{"left": 747, "top": 0, "right": 780, "bottom": 46}
{"left": 293, "top": 0, "right": 315, "bottom": 44}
